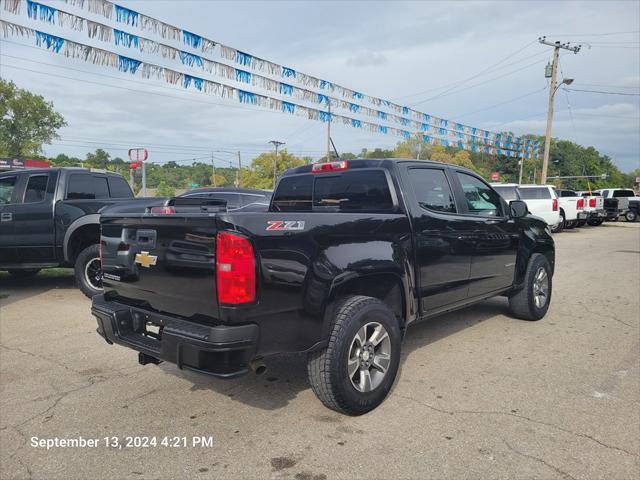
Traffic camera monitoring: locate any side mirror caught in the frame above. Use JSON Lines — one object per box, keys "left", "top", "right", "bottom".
{"left": 509, "top": 200, "right": 528, "bottom": 218}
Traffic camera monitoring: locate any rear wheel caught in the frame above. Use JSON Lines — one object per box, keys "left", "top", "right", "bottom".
{"left": 587, "top": 218, "right": 604, "bottom": 226}
{"left": 307, "top": 296, "right": 401, "bottom": 415}
{"left": 551, "top": 213, "right": 564, "bottom": 233}
{"left": 74, "top": 244, "right": 102, "bottom": 298}
{"left": 508, "top": 253, "right": 552, "bottom": 321}
{"left": 7, "top": 268, "right": 41, "bottom": 279}
{"left": 576, "top": 219, "right": 587, "bottom": 227}
{"left": 625, "top": 210, "right": 638, "bottom": 222}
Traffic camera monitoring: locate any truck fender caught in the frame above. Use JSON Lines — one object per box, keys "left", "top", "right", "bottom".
{"left": 63, "top": 214, "right": 100, "bottom": 263}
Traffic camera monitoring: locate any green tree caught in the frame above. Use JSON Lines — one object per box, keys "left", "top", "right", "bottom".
{"left": 155, "top": 181, "right": 175, "bottom": 197}
{"left": 243, "top": 150, "right": 305, "bottom": 189}
{"left": 0, "top": 80, "right": 66, "bottom": 156}
{"left": 85, "top": 148, "right": 110, "bottom": 169}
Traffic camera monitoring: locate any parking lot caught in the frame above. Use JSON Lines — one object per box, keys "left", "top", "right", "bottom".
{"left": 1, "top": 223, "right": 638, "bottom": 480}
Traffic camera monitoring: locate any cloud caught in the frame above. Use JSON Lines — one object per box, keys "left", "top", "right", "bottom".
{"left": 346, "top": 51, "right": 388, "bottom": 67}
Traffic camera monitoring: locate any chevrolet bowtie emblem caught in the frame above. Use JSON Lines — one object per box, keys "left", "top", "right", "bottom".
{"left": 134, "top": 251, "right": 157, "bottom": 268}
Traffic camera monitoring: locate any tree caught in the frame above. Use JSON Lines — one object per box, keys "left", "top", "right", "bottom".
{"left": 243, "top": 150, "right": 305, "bottom": 189}
{"left": 155, "top": 181, "right": 175, "bottom": 197}
{"left": 85, "top": 149, "right": 110, "bottom": 169}
{"left": 0, "top": 80, "right": 66, "bottom": 156}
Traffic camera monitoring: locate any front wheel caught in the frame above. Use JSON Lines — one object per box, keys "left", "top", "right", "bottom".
{"left": 625, "top": 210, "right": 638, "bottom": 222}
{"left": 307, "top": 296, "right": 401, "bottom": 416}
{"left": 508, "top": 253, "right": 552, "bottom": 321}
{"left": 74, "top": 244, "right": 103, "bottom": 298}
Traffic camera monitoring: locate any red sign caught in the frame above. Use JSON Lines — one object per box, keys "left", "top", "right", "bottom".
{"left": 128, "top": 148, "right": 148, "bottom": 162}
{"left": 131, "top": 161, "right": 142, "bottom": 171}
{"left": 491, "top": 171, "right": 500, "bottom": 181}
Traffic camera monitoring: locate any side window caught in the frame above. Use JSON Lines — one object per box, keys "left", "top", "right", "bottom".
{"left": 0, "top": 176, "right": 17, "bottom": 205}
{"left": 409, "top": 168, "right": 456, "bottom": 213}
{"left": 456, "top": 172, "right": 503, "bottom": 217}
{"left": 108, "top": 176, "right": 133, "bottom": 198}
{"left": 23, "top": 174, "right": 49, "bottom": 203}
{"left": 67, "top": 175, "right": 109, "bottom": 199}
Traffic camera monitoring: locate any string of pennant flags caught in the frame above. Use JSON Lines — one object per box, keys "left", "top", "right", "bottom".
{"left": 0, "top": 0, "right": 543, "bottom": 158}
{"left": 13, "top": 0, "right": 541, "bottom": 152}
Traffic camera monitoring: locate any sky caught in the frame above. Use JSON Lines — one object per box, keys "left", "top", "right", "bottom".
{"left": 1, "top": 0, "right": 639, "bottom": 172}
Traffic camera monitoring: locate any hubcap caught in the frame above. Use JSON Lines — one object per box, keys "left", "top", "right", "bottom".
{"left": 533, "top": 267, "right": 548, "bottom": 309}
{"left": 84, "top": 257, "right": 103, "bottom": 290}
{"left": 347, "top": 322, "right": 391, "bottom": 393}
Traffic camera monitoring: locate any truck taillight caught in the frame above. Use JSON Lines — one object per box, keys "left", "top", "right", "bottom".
{"left": 589, "top": 198, "right": 596, "bottom": 208}
{"left": 311, "top": 161, "right": 348, "bottom": 173}
{"left": 577, "top": 198, "right": 584, "bottom": 209}
{"left": 216, "top": 232, "right": 256, "bottom": 305}
{"left": 150, "top": 206, "right": 176, "bottom": 214}
{"left": 552, "top": 198, "right": 558, "bottom": 211}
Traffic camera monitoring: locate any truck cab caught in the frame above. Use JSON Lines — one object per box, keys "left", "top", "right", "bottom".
{"left": 0, "top": 167, "right": 134, "bottom": 296}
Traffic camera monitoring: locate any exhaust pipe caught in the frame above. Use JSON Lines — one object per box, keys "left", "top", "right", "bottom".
{"left": 249, "top": 359, "right": 267, "bottom": 376}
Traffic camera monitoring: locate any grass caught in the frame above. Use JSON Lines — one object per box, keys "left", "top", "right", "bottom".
{"left": 0, "top": 268, "right": 73, "bottom": 279}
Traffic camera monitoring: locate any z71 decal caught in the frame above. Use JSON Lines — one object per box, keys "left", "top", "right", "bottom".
{"left": 266, "top": 220, "right": 306, "bottom": 231}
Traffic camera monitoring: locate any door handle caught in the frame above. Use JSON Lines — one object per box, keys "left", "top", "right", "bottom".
{"left": 0, "top": 212, "right": 12, "bottom": 222}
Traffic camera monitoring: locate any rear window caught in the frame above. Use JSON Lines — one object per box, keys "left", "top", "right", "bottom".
{"left": 613, "top": 190, "right": 635, "bottom": 197}
{"left": 66, "top": 174, "right": 109, "bottom": 199}
{"left": 23, "top": 174, "right": 49, "bottom": 203}
{"left": 518, "top": 187, "right": 551, "bottom": 200}
{"left": 493, "top": 186, "right": 519, "bottom": 201}
{"left": 559, "top": 190, "right": 577, "bottom": 197}
{"left": 272, "top": 170, "right": 393, "bottom": 212}
{"left": 108, "top": 176, "right": 133, "bottom": 198}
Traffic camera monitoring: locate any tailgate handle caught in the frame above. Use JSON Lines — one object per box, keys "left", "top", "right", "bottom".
{"left": 136, "top": 229, "right": 157, "bottom": 248}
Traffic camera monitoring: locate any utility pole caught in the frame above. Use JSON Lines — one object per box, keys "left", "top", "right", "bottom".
{"left": 210, "top": 152, "right": 216, "bottom": 187}
{"left": 268, "top": 140, "right": 285, "bottom": 189}
{"left": 518, "top": 142, "right": 525, "bottom": 185}
{"left": 326, "top": 102, "right": 332, "bottom": 162}
{"left": 538, "top": 36, "right": 581, "bottom": 184}
{"left": 415, "top": 132, "right": 422, "bottom": 160}
{"left": 236, "top": 151, "right": 242, "bottom": 187}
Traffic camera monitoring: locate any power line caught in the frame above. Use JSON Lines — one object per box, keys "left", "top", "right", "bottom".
{"left": 452, "top": 87, "right": 547, "bottom": 119}
{"left": 564, "top": 88, "right": 640, "bottom": 96}
{"left": 546, "top": 30, "right": 640, "bottom": 37}
{"left": 391, "top": 42, "right": 543, "bottom": 102}
{"left": 410, "top": 58, "right": 548, "bottom": 107}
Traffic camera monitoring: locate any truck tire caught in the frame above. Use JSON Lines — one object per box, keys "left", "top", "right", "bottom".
{"left": 508, "top": 253, "right": 552, "bottom": 321}
{"left": 587, "top": 218, "right": 604, "bottom": 226}
{"left": 551, "top": 214, "right": 564, "bottom": 233}
{"left": 625, "top": 210, "right": 638, "bottom": 222}
{"left": 7, "top": 269, "right": 41, "bottom": 278}
{"left": 307, "top": 295, "right": 401, "bottom": 416}
{"left": 576, "top": 219, "right": 587, "bottom": 227}
{"left": 74, "top": 244, "right": 103, "bottom": 299}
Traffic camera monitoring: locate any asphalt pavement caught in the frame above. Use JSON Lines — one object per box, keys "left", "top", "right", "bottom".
{"left": 1, "top": 223, "right": 638, "bottom": 480}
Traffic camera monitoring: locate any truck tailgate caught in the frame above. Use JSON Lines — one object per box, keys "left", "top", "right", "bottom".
{"left": 100, "top": 215, "right": 219, "bottom": 321}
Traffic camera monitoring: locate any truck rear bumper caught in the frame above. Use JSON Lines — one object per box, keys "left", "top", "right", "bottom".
{"left": 92, "top": 295, "right": 258, "bottom": 379}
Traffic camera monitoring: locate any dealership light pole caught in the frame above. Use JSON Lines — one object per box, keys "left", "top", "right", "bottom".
{"left": 538, "top": 36, "right": 581, "bottom": 184}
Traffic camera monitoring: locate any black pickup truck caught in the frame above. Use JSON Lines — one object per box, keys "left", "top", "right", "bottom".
{"left": 92, "top": 159, "right": 555, "bottom": 415}
{"left": 0, "top": 167, "right": 134, "bottom": 297}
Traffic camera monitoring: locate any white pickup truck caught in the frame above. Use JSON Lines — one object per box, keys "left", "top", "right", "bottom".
{"left": 516, "top": 185, "right": 562, "bottom": 232}
{"left": 576, "top": 191, "right": 606, "bottom": 226}
{"left": 554, "top": 189, "right": 589, "bottom": 229}
{"left": 595, "top": 188, "right": 640, "bottom": 222}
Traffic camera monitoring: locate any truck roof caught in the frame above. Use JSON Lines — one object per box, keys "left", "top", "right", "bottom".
{"left": 0, "top": 167, "right": 124, "bottom": 176}
{"left": 283, "top": 158, "right": 476, "bottom": 176}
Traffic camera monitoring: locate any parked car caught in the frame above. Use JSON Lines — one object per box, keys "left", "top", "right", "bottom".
{"left": 178, "top": 187, "right": 272, "bottom": 211}
{"left": 92, "top": 159, "right": 555, "bottom": 415}
{"left": 0, "top": 167, "right": 135, "bottom": 297}
{"left": 576, "top": 191, "right": 606, "bottom": 226}
{"left": 516, "top": 185, "right": 562, "bottom": 232}
{"left": 595, "top": 189, "right": 640, "bottom": 222}
{"left": 554, "top": 189, "right": 588, "bottom": 228}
